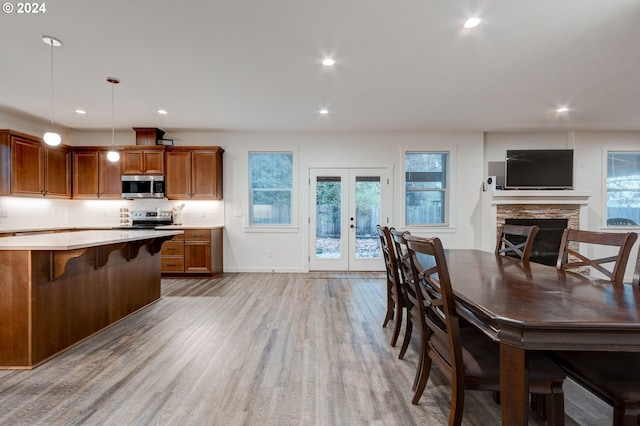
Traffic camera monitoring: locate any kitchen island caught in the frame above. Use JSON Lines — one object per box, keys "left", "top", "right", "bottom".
{"left": 0, "top": 229, "right": 182, "bottom": 369}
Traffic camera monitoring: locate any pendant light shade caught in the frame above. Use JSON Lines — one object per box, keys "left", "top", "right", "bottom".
{"left": 42, "top": 36, "right": 62, "bottom": 146}
{"left": 107, "top": 77, "right": 120, "bottom": 162}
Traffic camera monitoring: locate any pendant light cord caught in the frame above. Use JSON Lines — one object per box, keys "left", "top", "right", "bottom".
{"left": 49, "top": 41, "right": 54, "bottom": 128}
{"left": 111, "top": 80, "right": 115, "bottom": 149}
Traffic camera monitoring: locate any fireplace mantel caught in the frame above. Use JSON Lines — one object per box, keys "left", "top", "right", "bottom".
{"left": 491, "top": 190, "right": 592, "bottom": 206}
{"left": 481, "top": 190, "right": 592, "bottom": 252}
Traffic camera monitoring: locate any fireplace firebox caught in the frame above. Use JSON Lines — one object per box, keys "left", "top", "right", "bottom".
{"left": 504, "top": 218, "right": 568, "bottom": 266}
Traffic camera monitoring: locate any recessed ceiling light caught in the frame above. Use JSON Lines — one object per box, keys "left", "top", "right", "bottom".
{"left": 464, "top": 17, "right": 481, "bottom": 29}
{"left": 75, "top": 109, "right": 86, "bottom": 115}
{"left": 556, "top": 106, "right": 570, "bottom": 113}
{"left": 319, "top": 108, "right": 329, "bottom": 115}
{"left": 322, "top": 58, "right": 335, "bottom": 66}
{"left": 157, "top": 109, "right": 168, "bottom": 115}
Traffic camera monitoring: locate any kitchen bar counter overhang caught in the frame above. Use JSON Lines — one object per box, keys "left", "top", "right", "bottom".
{"left": 0, "top": 229, "right": 183, "bottom": 369}
{"left": 0, "top": 229, "right": 183, "bottom": 250}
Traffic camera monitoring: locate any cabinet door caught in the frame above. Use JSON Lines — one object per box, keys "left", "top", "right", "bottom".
{"left": 143, "top": 151, "right": 164, "bottom": 175}
{"left": 44, "top": 146, "right": 71, "bottom": 198}
{"left": 121, "top": 150, "right": 164, "bottom": 175}
{"left": 73, "top": 151, "right": 99, "bottom": 198}
{"left": 165, "top": 151, "right": 191, "bottom": 199}
{"left": 121, "top": 151, "right": 144, "bottom": 174}
{"left": 11, "top": 136, "right": 43, "bottom": 195}
{"left": 98, "top": 151, "right": 123, "bottom": 198}
{"left": 184, "top": 242, "right": 211, "bottom": 273}
{"left": 191, "top": 150, "right": 220, "bottom": 199}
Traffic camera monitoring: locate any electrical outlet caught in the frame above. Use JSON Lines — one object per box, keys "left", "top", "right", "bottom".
{"left": 267, "top": 250, "right": 273, "bottom": 258}
{"left": 0, "top": 210, "right": 7, "bottom": 218}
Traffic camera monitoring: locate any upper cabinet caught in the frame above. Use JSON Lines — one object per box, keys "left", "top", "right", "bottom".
{"left": 72, "top": 148, "right": 122, "bottom": 199}
{"left": 0, "top": 129, "right": 71, "bottom": 198}
{"left": 120, "top": 146, "right": 165, "bottom": 175}
{"left": 166, "top": 147, "right": 224, "bottom": 200}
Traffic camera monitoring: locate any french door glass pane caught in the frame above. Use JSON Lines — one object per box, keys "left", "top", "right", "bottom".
{"left": 316, "top": 177, "right": 342, "bottom": 258}
{"left": 355, "top": 176, "right": 381, "bottom": 259}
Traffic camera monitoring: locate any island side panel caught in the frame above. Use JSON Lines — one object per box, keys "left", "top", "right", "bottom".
{"left": 28, "top": 243, "right": 161, "bottom": 367}
{"left": 0, "top": 251, "right": 31, "bottom": 367}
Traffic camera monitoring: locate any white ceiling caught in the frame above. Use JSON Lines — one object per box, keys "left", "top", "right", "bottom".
{"left": 1, "top": 0, "right": 639, "bottom": 133}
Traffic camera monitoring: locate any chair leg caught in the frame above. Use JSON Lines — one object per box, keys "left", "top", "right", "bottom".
{"left": 612, "top": 401, "right": 638, "bottom": 426}
{"left": 531, "top": 393, "right": 547, "bottom": 421}
{"left": 544, "top": 387, "right": 565, "bottom": 426}
{"left": 449, "top": 374, "right": 465, "bottom": 426}
{"left": 412, "top": 352, "right": 432, "bottom": 405}
{"left": 412, "top": 329, "right": 426, "bottom": 391}
{"left": 382, "top": 280, "right": 393, "bottom": 328}
{"left": 398, "top": 319, "right": 412, "bottom": 359}
{"left": 389, "top": 298, "right": 403, "bottom": 347}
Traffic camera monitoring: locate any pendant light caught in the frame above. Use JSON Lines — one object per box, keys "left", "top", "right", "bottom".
{"left": 106, "top": 77, "right": 120, "bottom": 162}
{"left": 42, "top": 36, "right": 62, "bottom": 146}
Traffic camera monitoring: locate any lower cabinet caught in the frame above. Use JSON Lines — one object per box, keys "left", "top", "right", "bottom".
{"left": 161, "top": 234, "right": 185, "bottom": 272}
{"left": 161, "top": 227, "right": 223, "bottom": 277}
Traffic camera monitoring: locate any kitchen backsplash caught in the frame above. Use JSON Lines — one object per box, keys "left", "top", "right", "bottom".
{"left": 0, "top": 197, "right": 224, "bottom": 231}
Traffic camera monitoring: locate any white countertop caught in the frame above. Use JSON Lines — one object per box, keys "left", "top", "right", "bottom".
{"left": 0, "top": 229, "right": 183, "bottom": 251}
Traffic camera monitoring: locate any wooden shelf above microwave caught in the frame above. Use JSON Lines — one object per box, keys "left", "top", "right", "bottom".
{"left": 132, "top": 127, "right": 165, "bottom": 146}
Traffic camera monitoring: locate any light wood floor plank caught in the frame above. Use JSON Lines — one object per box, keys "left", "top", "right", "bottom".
{"left": 0, "top": 272, "right": 611, "bottom": 425}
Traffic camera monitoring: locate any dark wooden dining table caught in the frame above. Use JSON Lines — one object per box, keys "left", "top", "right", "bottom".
{"left": 420, "top": 249, "right": 640, "bottom": 425}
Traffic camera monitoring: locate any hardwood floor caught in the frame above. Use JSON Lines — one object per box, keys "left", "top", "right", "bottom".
{"left": 0, "top": 272, "right": 610, "bottom": 425}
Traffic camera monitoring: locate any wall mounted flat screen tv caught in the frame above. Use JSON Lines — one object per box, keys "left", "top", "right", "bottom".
{"left": 505, "top": 149, "right": 574, "bottom": 189}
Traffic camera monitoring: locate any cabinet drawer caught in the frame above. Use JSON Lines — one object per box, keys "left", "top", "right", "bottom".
{"left": 184, "top": 229, "right": 210, "bottom": 241}
{"left": 161, "top": 257, "right": 185, "bottom": 272}
{"left": 170, "top": 233, "right": 185, "bottom": 241}
{"left": 161, "top": 241, "right": 184, "bottom": 256}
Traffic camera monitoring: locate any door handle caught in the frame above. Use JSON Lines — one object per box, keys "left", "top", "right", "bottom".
{"left": 350, "top": 224, "right": 357, "bottom": 229}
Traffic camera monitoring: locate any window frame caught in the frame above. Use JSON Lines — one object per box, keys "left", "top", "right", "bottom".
{"left": 604, "top": 150, "right": 640, "bottom": 229}
{"left": 246, "top": 150, "right": 298, "bottom": 232}
{"left": 402, "top": 149, "right": 454, "bottom": 228}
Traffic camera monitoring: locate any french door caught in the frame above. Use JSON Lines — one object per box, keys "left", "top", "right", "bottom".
{"left": 309, "top": 168, "right": 388, "bottom": 271}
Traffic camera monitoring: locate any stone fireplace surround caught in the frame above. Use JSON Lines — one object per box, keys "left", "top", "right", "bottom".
{"left": 486, "top": 190, "right": 592, "bottom": 254}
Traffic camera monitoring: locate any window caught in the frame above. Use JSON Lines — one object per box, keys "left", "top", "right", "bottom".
{"left": 607, "top": 151, "right": 640, "bottom": 226}
{"left": 249, "top": 152, "right": 293, "bottom": 226}
{"left": 405, "top": 151, "right": 449, "bottom": 225}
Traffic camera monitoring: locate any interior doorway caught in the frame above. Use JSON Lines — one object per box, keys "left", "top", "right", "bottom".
{"left": 309, "top": 168, "right": 389, "bottom": 271}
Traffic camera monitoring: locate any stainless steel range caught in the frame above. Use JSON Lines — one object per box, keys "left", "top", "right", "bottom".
{"left": 129, "top": 210, "right": 173, "bottom": 228}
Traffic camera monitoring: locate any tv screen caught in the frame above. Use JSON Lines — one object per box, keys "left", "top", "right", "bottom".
{"left": 505, "top": 149, "right": 574, "bottom": 189}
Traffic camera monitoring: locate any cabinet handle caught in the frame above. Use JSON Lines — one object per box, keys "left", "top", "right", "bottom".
{"left": 166, "top": 263, "right": 176, "bottom": 266}
{"left": 167, "top": 247, "right": 175, "bottom": 251}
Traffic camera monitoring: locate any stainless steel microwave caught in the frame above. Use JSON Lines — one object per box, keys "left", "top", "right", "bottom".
{"left": 122, "top": 175, "right": 165, "bottom": 198}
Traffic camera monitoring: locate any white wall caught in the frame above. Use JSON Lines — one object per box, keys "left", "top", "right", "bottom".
{"left": 161, "top": 130, "right": 484, "bottom": 272}
{"left": 485, "top": 130, "right": 640, "bottom": 281}
{"left": 0, "top": 110, "right": 70, "bottom": 142}
{"left": 2, "top": 110, "right": 638, "bottom": 277}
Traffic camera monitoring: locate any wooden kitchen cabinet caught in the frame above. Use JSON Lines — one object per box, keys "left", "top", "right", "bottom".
{"left": 161, "top": 233, "right": 185, "bottom": 272}
{"left": 184, "top": 229, "right": 212, "bottom": 273}
{"left": 165, "top": 146, "right": 224, "bottom": 200}
{"left": 161, "top": 227, "right": 223, "bottom": 277}
{"left": 0, "top": 130, "right": 70, "bottom": 198}
{"left": 120, "top": 146, "right": 165, "bottom": 175}
{"left": 72, "top": 148, "right": 122, "bottom": 198}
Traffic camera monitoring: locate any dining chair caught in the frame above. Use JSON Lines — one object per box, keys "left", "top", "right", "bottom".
{"left": 495, "top": 223, "right": 539, "bottom": 263}
{"left": 376, "top": 225, "right": 405, "bottom": 347}
{"left": 555, "top": 229, "right": 638, "bottom": 285}
{"left": 633, "top": 245, "right": 640, "bottom": 286}
{"left": 404, "top": 234, "right": 566, "bottom": 425}
{"left": 550, "top": 240, "right": 640, "bottom": 426}
{"left": 389, "top": 228, "right": 414, "bottom": 360}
